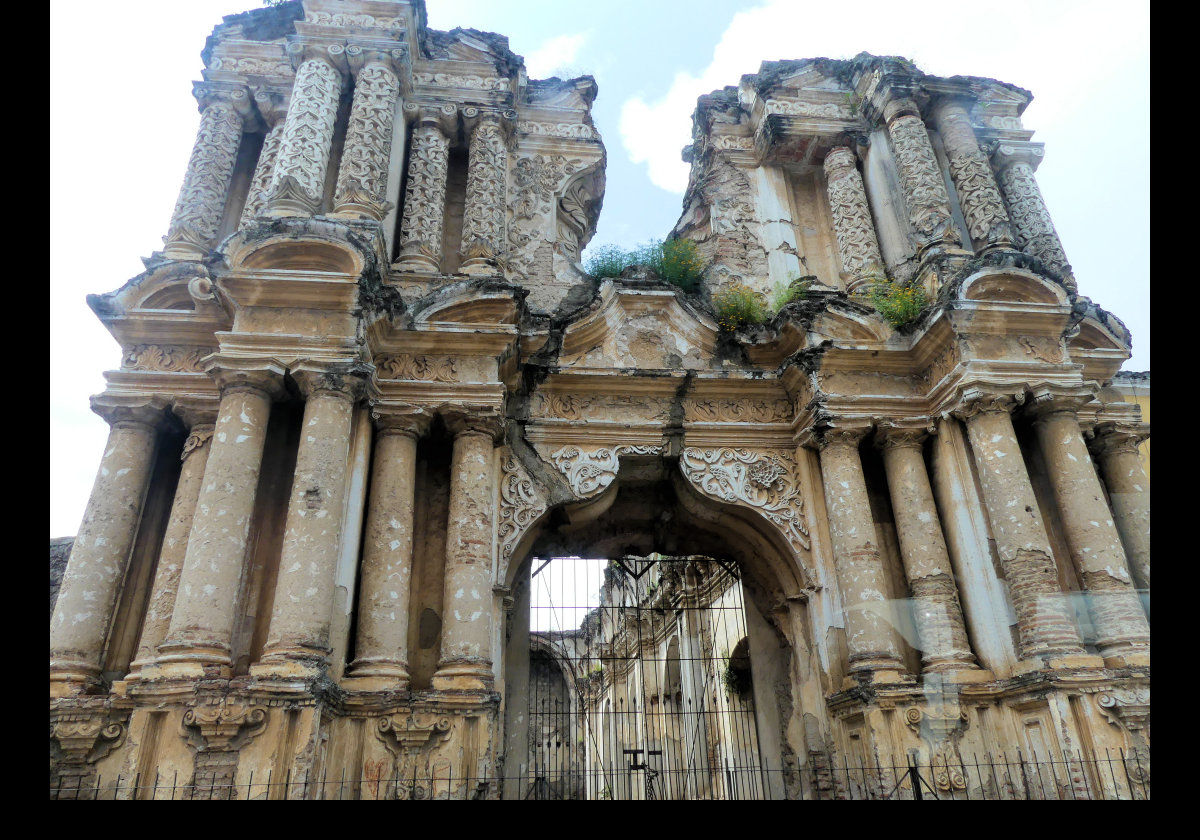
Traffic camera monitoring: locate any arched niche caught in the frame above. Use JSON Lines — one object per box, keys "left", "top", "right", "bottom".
{"left": 233, "top": 238, "right": 363, "bottom": 274}
{"left": 959, "top": 268, "right": 1069, "bottom": 305}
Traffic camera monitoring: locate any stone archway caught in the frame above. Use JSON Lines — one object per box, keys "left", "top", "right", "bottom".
{"left": 497, "top": 448, "right": 827, "bottom": 800}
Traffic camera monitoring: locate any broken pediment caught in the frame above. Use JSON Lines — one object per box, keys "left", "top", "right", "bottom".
{"left": 557, "top": 281, "right": 720, "bottom": 370}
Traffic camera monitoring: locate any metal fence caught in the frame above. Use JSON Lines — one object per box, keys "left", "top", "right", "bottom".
{"left": 50, "top": 746, "right": 1149, "bottom": 800}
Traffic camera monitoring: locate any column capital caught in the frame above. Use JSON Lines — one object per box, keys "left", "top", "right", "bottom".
{"left": 952, "top": 387, "right": 1023, "bottom": 422}
{"left": 1088, "top": 421, "right": 1150, "bottom": 457}
{"left": 345, "top": 43, "right": 408, "bottom": 77}
{"left": 371, "top": 401, "right": 434, "bottom": 438}
{"left": 250, "top": 85, "right": 292, "bottom": 128}
{"left": 882, "top": 96, "right": 921, "bottom": 125}
{"left": 441, "top": 404, "right": 505, "bottom": 440}
{"left": 172, "top": 397, "right": 220, "bottom": 431}
{"left": 290, "top": 360, "right": 375, "bottom": 402}
{"left": 192, "top": 81, "right": 254, "bottom": 119}
{"left": 989, "top": 140, "right": 1046, "bottom": 173}
{"left": 462, "top": 105, "right": 517, "bottom": 136}
{"left": 815, "top": 421, "right": 872, "bottom": 451}
{"left": 875, "top": 420, "right": 934, "bottom": 451}
{"left": 823, "top": 144, "right": 859, "bottom": 174}
{"left": 285, "top": 39, "right": 348, "bottom": 77}
{"left": 404, "top": 101, "right": 458, "bottom": 136}
{"left": 89, "top": 394, "right": 172, "bottom": 430}
{"left": 204, "top": 356, "right": 288, "bottom": 399}
{"left": 1025, "top": 387, "right": 1098, "bottom": 422}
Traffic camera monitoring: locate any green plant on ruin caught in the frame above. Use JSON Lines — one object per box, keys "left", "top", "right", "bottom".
{"left": 712, "top": 282, "right": 769, "bottom": 331}
{"left": 584, "top": 244, "right": 635, "bottom": 279}
{"left": 583, "top": 238, "right": 706, "bottom": 293}
{"left": 770, "top": 274, "right": 814, "bottom": 312}
{"left": 868, "top": 279, "right": 928, "bottom": 329}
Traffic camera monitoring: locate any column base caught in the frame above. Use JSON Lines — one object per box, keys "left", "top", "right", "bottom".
{"left": 1013, "top": 653, "right": 1106, "bottom": 675}
{"left": 1101, "top": 651, "right": 1151, "bottom": 669}
{"left": 396, "top": 253, "right": 440, "bottom": 274}
{"left": 459, "top": 257, "right": 499, "bottom": 276}
{"left": 343, "top": 658, "right": 410, "bottom": 692}
{"left": 431, "top": 661, "right": 493, "bottom": 692}
{"left": 250, "top": 644, "right": 329, "bottom": 681}
{"left": 151, "top": 640, "right": 233, "bottom": 679}
{"left": 50, "top": 658, "right": 102, "bottom": 697}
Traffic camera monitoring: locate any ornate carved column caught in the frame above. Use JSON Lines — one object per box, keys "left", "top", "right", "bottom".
{"left": 432, "top": 408, "right": 504, "bottom": 691}
{"left": 126, "top": 408, "right": 217, "bottom": 680}
{"left": 238, "top": 92, "right": 289, "bottom": 227}
{"left": 823, "top": 145, "right": 884, "bottom": 293}
{"left": 344, "top": 405, "right": 432, "bottom": 689}
{"left": 1028, "top": 393, "right": 1150, "bottom": 665}
{"left": 396, "top": 106, "right": 455, "bottom": 272}
{"left": 931, "top": 98, "right": 1013, "bottom": 252}
{"left": 331, "top": 49, "right": 402, "bottom": 220}
{"left": 254, "top": 363, "right": 369, "bottom": 678}
{"left": 990, "top": 142, "right": 1075, "bottom": 289}
{"left": 265, "top": 45, "right": 345, "bottom": 216}
{"left": 1089, "top": 422, "right": 1150, "bottom": 593}
{"left": 153, "top": 361, "right": 285, "bottom": 677}
{"left": 817, "top": 426, "right": 907, "bottom": 678}
{"left": 459, "top": 109, "right": 509, "bottom": 274}
{"left": 876, "top": 425, "right": 977, "bottom": 672}
{"left": 883, "top": 98, "right": 960, "bottom": 254}
{"left": 163, "top": 84, "right": 250, "bottom": 260}
{"left": 50, "top": 396, "right": 169, "bottom": 694}
{"left": 954, "top": 391, "right": 1088, "bottom": 664}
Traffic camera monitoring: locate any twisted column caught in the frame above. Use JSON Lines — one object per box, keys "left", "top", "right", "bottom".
{"left": 266, "top": 47, "right": 344, "bottom": 216}
{"left": 884, "top": 98, "right": 960, "bottom": 253}
{"left": 163, "top": 85, "right": 249, "bottom": 260}
{"left": 955, "top": 392, "right": 1087, "bottom": 663}
{"left": 126, "top": 407, "right": 217, "bottom": 680}
{"left": 1089, "top": 423, "right": 1150, "bottom": 593}
{"left": 1029, "top": 394, "right": 1149, "bottom": 665}
{"left": 460, "top": 110, "right": 508, "bottom": 274}
{"left": 50, "top": 397, "right": 169, "bottom": 694}
{"left": 876, "top": 426, "right": 977, "bottom": 672}
{"left": 344, "top": 405, "right": 432, "bottom": 689}
{"left": 817, "top": 426, "right": 907, "bottom": 678}
{"left": 823, "top": 146, "right": 884, "bottom": 293}
{"left": 432, "top": 409, "right": 503, "bottom": 691}
{"left": 332, "top": 52, "right": 401, "bottom": 220}
{"left": 991, "top": 142, "right": 1075, "bottom": 288}
{"left": 396, "top": 108, "right": 453, "bottom": 273}
{"left": 153, "top": 362, "right": 285, "bottom": 677}
{"left": 254, "top": 364, "right": 369, "bottom": 678}
{"left": 931, "top": 99, "right": 1013, "bottom": 252}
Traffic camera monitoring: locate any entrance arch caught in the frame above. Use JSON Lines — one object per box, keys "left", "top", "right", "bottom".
{"left": 498, "top": 452, "right": 827, "bottom": 800}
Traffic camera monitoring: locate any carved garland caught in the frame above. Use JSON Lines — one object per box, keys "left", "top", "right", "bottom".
{"left": 549, "top": 444, "right": 661, "bottom": 499}
{"left": 680, "top": 448, "right": 810, "bottom": 553}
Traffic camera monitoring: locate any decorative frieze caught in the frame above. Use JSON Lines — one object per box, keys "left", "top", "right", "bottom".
{"left": 517, "top": 120, "right": 598, "bottom": 140}
{"left": 121, "top": 344, "right": 212, "bottom": 373}
{"left": 374, "top": 353, "right": 457, "bottom": 381}
{"left": 333, "top": 59, "right": 401, "bottom": 219}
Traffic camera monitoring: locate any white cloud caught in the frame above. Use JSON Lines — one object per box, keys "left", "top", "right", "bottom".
{"left": 524, "top": 32, "right": 588, "bottom": 79}
{"left": 618, "top": 0, "right": 1148, "bottom": 195}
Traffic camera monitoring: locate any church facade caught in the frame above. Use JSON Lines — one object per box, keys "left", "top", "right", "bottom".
{"left": 49, "top": 0, "right": 1149, "bottom": 800}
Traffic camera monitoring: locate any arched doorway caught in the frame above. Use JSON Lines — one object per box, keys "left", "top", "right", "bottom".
{"left": 499, "top": 460, "right": 818, "bottom": 800}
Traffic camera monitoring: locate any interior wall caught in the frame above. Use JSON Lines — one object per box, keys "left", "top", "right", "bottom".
{"left": 407, "top": 429, "right": 452, "bottom": 689}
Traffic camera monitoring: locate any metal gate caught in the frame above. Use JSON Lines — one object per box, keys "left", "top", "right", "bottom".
{"left": 523, "top": 554, "right": 771, "bottom": 800}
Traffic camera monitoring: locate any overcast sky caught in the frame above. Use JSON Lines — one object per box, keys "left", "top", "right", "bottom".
{"left": 50, "top": 0, "right": 1149, "bottom": 536}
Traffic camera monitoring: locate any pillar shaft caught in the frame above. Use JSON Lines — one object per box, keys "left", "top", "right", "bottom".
{"left": 459, "top": 113, "right": 507, "bottom": 273}
{"left": 345, "top": 408, "right": 429, "bottom": 687}
{"left": 823, "top": 146, "right": 884, "bottom": 293}
{"left": 50, "top": 401, "right": 165, "bottom": 691}
{"left": 959, "top": 396, "right": 1085, "bottom": 660}
{"left": 1031, "top": 403, "right": 1149, "bottom": 663}
{"left": 818, "top": 429, "right": 906, "bottom": 676}
{"left": 877, "top": 430, "right": 976, "bottom": 672}
{"left": 266, "top": 54, "right": 342, "bottom": 216}
{"left": 333, "top": 59, "right": 401, "bottom": 220}
{"left": 163, "top": 87, "right": 247, "bottom": 260}
{"left": 239, "top": 121, "right": 284, "bottom": 227}
{"left": 156, "top": 368, "right": 282, "bottom": 674}
{"left": 433, "top": 420, "right": 499, "bottom": 690}
{"left": 1090, "top": 424, "right": 1150, "bottom": 592}
{"left": 932, "top": 99, "right": 1013, "bottom": 251}
{"left": 884, "top": 99, "right": 959, "bottom": 252}
{"left": 991, "top": 143, "right": 1074, "bottom": 285}
{"left": 256, "top": 370, "right": 362, "bottom": 675}
{"left": 396, "top": 118, "right": 450, "bottom": 272}
{"left": 127, "top": 423, "right": 214, "bottom": 678}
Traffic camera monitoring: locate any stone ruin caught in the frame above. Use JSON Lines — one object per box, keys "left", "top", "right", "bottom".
{"left": 49, "top": 0, "right": 1149, "bottom": 800}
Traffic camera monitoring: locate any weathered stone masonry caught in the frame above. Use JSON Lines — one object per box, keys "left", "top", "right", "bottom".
{"left": 51, "top": 2, "right": 1147, "bottom": 799}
